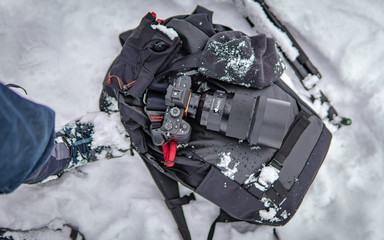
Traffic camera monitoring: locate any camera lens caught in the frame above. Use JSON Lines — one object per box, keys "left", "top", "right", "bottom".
{"left": 192, "top": 91, "right": 292, "bottom": 149}
{"left": 197, "top": 90, "right": 233, "bottom": 133}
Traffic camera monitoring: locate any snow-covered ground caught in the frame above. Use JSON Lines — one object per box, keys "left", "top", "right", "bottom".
{"left": 1, "top": 0, "right": 383, "bottom": 239}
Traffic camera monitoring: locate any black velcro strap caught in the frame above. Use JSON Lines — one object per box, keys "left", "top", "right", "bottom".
{"left": 271, "top": 112, "right": 311, "bottom": 170}
{"left": 166, "top": 193, "right": 196, "bottom": 209}
{"left": 265, "top": 180, "right": 288, "bottom": 206}
{"left": 273, "top": 180, "right": 289, "bottom": 197}
{"left": 266, "top": 113, "right": 311, "bottom": 205}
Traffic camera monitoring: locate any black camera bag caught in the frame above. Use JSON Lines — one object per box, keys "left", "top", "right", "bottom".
{"left": 99, "top": 6, "right": 332, "bottom": 240}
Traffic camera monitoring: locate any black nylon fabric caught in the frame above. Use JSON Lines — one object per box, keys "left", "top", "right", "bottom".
{"left": 199, "top": 31, "right": 284, "bottom": 89}
{"left": 195, "top": 166, "right": 265, "bottom": 220}
{"left": 105, "top": 13, "right": 181, "bottom": 98}
{"left": 165, "top": 6, "right": 217, "bottom": 55}
{"left": 118, "top": 95, "right": 149, "bottom": 153}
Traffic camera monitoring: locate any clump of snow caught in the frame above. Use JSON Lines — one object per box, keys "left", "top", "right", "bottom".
{"left": 259, "top": 207, "right": 277, "bottom": 220}
{"left": 257, "top": 165, "right": 280, "bottom": 189}
{"left": 259, "top": 198, "right": 290, "bottom": 222}
{"left": 261, "top": 197, "right": 271, "bottom": 207}
{"left": 311, "top": 98, "right": 330, "bottom": 120}
{"left": 151, "top": 24, "right": 178, "bottom": 40}
{"left": 245, "top": 165, "right": 280, "bottom": 191}
{"left": 217, "top": 152, "right": 240, "bottom": 180}
{"left": 280, "top": 210, "right": 289, "bottom": 220}
{"left": 302, "top": 74, "right": 320, "bottom": 89}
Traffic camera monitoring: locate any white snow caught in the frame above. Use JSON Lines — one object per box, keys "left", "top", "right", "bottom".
{"left": 302, "top": 74, "right": 320, "bottom": 89}
{"left": 1, "top": 0, "right": 384, "bottom": 239}
{"left": 217, "top": 152, "right": 240, "bottom": 180}
{"left": 280, "top": 210, "right": 289, "bottom": 220}
{"left": 79, "top": 111, "right": 130, "bottom": 154}
{"left": 256, "top": 165, "right": 280, "bottom": 190}
{"left": 259, "top": 207, "right": 277, "bottom": 221}
{"left": 234, "top": 0, "right": 300, "bottom": 61}
{"left": 244, "top": 165, "right": 280, "bottom": 191}
{"left": 151, "top": 24, "right": 178, "bottom": 40}
{"left": 261, "top": 197, "right": 271, "bottom": 208}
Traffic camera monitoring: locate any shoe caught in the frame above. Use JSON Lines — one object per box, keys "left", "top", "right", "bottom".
{"left": 55, "top": 112, "right": 131, "bottom": 173}
{"left": 56, "top": 120, "right": 98, "bottom": 172}
{"left": 24, "top": 112, "right": 131, "bottom": 184}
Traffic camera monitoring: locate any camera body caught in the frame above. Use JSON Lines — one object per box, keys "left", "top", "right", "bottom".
{"left": 147, "top": 75, "right": 192, "bottom": 146}
{"left": 146, "top": 74, "right": 291, "bottom": 149}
